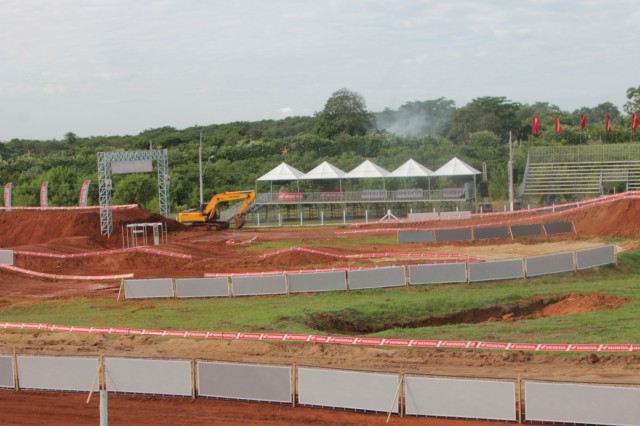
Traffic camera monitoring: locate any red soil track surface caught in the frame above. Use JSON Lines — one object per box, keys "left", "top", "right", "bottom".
{"left": 2, "top": 199, "right": 640, "bottom": 425}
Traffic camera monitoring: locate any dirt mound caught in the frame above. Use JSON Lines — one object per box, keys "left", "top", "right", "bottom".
{"left": 0, "top": 208, "right": 184, "bottom": 248}
{"left": 307, "top": 293, "right": 628, "bottom": 334}
{"left": 566, "top": 198, "right": 640, "bottom": 238}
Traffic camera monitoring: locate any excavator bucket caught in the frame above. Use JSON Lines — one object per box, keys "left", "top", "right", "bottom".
{"left": 233, "top": 215, "right": 246, "bottom": 229}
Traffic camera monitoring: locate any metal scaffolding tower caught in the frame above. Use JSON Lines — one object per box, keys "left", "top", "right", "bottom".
{"left": 98, "top": 150, "right": 170, "bottom": 237}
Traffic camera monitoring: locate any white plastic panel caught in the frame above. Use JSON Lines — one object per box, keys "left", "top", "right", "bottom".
{"left": 347, "top": 266, "right": 406, "bottom": 290}
{"left": 197, "top": 361, "right": 291, "bottom": 403}
{"left": 231, "top": 274, "right": 287, "bottom": 296}
{"left": 175, "top": 277, "right": 229, "bottom": 298}
{"left": 525, "top": 252, "right": 575, "bottom": 277}
{"left": 105, "top": 357, "right": 192, "bottom": 396}
{"left": 469, "top": 259, "right": 524, "bottom": 282}
{"left": 287, "top": 271, "right": 347, "bottom": 293}
{"left": 17, "top": 356, "right": 99, "bottom": 392}
{"left": 0, "top": 356, "right": 14, "bottom": 388}
{"left": 525, "top": 381, "right": 640, "bottom": 425}
{"left": 408, "top": 263, "right": 467, "bottom": 285}
{"left": 124, "top": 278, "right": 174, "bottom": 299}
{"left": 576, "top": 245, "right": 616, "bottom": 270}
{"left": 297, "top": 367, "right": 399, "bottom": 413}
{"left": 0, "top": 250, "right": 13, "bottom": 266}
{"left": 405, "top": 377, "right": 516, "bottom": 421}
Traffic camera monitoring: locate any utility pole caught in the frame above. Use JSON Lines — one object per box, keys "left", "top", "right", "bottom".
{"left": 508, "top": 131, "right": 514, "bottom": 211}
{"left": 198, "top": 132, "right": 203, "bottom": 206}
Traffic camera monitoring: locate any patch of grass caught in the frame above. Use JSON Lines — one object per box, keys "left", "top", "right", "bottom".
{"left": 3, "top": 246, "right": 640, "bottom": 345}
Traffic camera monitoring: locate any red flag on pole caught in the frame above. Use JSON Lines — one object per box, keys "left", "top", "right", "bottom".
{"left": 632, "top": 113, "right": 640, "bottom": 133}
{"left": 580, "top": 114, "right": 588, "bottom": 133}
{"left": 40, "top": 181, "right": 48, "bottom": 208}
{"left": 554, "top": 116, "right": 563, "bottom": 134}
{"left": 532, "top": 115, "right": 541, "bottom": 135}
{"left": 605, "top": 113, "right": 613, "bottom": 132}
{"left": 3, "top": 182, "right": 12, "bottom": 210}
{"left": 79, "top": 180, "right": 91, "bottom": 207}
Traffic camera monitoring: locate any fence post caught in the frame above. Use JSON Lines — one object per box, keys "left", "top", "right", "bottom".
{"left": 343, "top": 210, "right": 346, "bottom": 224}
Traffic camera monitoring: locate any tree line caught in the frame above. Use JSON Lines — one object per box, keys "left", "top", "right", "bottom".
{"left": 2, "top": 86, "right": 639, "bottom": 212}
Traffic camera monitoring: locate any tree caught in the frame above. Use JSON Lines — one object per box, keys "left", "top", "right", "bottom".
{"left": 313, "top": 88, "right": 375, "bottom": 138}
{"left": 624, "top": 85, "right": 640, "bottom": 114}
{"left": 64, "top": 132, "right": 77, "bottom": 146}
{"left": 449, "top": 96, "right": 520, "bottom": 144}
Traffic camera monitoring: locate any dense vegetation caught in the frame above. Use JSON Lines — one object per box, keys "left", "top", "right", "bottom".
{"left": 2, "top": 86, "right": 640, "bottom": 213}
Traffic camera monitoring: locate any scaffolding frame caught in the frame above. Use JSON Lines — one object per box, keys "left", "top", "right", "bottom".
{"left": 98, "top": 150, "right": 170, "bottom": 237}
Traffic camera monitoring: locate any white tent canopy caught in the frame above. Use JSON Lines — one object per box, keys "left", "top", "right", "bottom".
{"left": 431, "top": 157, "right": 481, "bottom": 176}
{"left": 344, "top": 160, "right": 390, "bottom": 178}
{"left": 388, "top": 159, "right": 433, "bottom": 177}
{"left": 257, "top": 162, "right": 306, "bottom": 181}
{"left": 302, "top": 161, "right": 347, "bottom": 180}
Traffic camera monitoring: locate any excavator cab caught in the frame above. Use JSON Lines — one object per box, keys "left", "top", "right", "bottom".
{"left": 178, "top": 190, "right": 256, "bottom": 230}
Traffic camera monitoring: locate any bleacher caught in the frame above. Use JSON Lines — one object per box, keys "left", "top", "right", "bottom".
{"left": 521, "top": 144, "right": 640, "bottom": 196}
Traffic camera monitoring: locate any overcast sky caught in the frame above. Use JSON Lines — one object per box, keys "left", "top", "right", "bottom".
{"left": 1, "top": 0, "right": 638, "bottom": 141}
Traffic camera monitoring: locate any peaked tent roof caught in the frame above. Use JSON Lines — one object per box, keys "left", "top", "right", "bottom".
{"left": 344, "top": 160, "right": 390, "bottom": 179}
{"left": 302, "top": 161, "right": 347, "bottom": 180}
{"left": 388, "top": 159, "right": 433, "bottom": 177}
{"left": 257, "top": 162, "right": 306, "bottom": 181}
{"left": 431, "top": 157, "right": 481, "bottom": 176}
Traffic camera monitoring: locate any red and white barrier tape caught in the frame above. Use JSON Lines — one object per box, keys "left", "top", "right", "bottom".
{"left": 0, "top": 204, "right": 138, "bottom": 211}
{"left": 0, "top": 264, "right": 132, "bottom": 281}
{"left": 338, "top": 192, "right": 640, "bottom": 234}
{"left": 13, "top": 247, "right": 192, "bottom": 260}
{"left": 1, "top": 321, "right": 637, "bottom": 353}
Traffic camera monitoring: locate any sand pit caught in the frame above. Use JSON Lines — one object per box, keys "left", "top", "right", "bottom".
{"left": 1, "top": 198, "right": 640, "bottom": 425}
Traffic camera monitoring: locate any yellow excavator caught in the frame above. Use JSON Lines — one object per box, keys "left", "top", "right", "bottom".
{"left": 178, "top": 190, "right": 256, "bottom": 230}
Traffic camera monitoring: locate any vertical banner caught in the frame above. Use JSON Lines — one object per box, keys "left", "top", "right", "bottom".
{"left": 3, "top": 183, "right": 11, "bottom": 210}
{"left": 40, "top": 181, "right": 48, "bottom": 208}
{"left": 79, "top": 180, "right": 91, "bottom": 207}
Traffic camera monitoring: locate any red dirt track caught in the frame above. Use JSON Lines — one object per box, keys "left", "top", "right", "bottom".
{"left": 2, "top": 198, "right": 640, "bottom": 425}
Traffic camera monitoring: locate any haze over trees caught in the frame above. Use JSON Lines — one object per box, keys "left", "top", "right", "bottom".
{"left": 1, "top": 86, "right": 639, "bottom": 211}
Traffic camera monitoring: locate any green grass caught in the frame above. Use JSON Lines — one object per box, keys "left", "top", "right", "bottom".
{"left": 2, "top": 246, "right": 640, "bottom": 345}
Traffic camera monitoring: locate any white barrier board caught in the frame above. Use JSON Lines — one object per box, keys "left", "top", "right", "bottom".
{"left": 287, "top": 271, "right": 347, "bottom": 293}
{"left": 297, "top": 367, "right": 399, "bottom": 413}
{"left": 405, "top": 377, "right": 516, "bottom": 421}
{"left": 0, "top": 250, "right": 13, "bottom": 266}
{"left": 0, "top": 356, "right": 14, "bottom": 388}
{"left": 525, "top": 252, "right": 575, "bottom": 277}
{"left": 576, "top": 245, "right": 616, "bottom": 270}
{"left": 17, "top": 356, "right": 99, "bottom": 392}
{"left": 408, "top": 263, "right": 468, "bottom": 285}
{"left": 175, "top": 277, "right": 229, "bottom": 298}
{"left": 124, "top": 278, "right": 174, "bottom": 299}
{"left": 197, "top": 361, "right": 291, "bottom": 403}
{"left": 348, "top": 266, "right": 406, "bottom": 290}
{"left": 105, "top": 357, "right": 192, "bottom": 396}
{"left": 525, "top": 381, "right": 640, "bottom": 425}
{"left": 231, "top": 274, "right": 287, "bottom": 296}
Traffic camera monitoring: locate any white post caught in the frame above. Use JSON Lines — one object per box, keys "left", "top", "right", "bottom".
{"left": 343, "top": 210, "right": 346, "bottom": 224}
{"left": 257, "top": 213, "right": 260, "bottom": 227}
{"left": 365, "top": 210, "right": 368, "bottom": 223}
{"left": 278, "top": 213, "right": 282, "bottom": 226}
{"left": 300, "top": 210, "right": 303, "bottom": 226}
{"left": 321, "top": 211, "right": 324, "bottom": 225}
{"left": 508, "top": 130, "right": 514, "bottom": 212}
{"left": 198, "top": 132, "right": 203, "bottom": 206}
{"left": 100, "top": 390, "right": 108, "bottom": 426}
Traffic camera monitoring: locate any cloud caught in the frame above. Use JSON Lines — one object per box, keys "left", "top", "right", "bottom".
{"left": 279, "top": 107, "right": 294, "bottom": 118}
